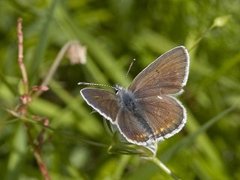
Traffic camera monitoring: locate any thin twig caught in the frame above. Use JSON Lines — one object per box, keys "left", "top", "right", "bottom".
{"left": 150, "top": 156, "right": 181, "bottom": 180}
{"left": 189, "top": 23, "right": 216, "bottom": 52}
{"left": 34, "top": 41, "right": 72, "bottom": 97}
{"left": 17, "top": 18, "right": 29, "bottom": 94}
{"left": 41, "top": 42, "right": 72, "bottom": 87}
{"left": 25, "top": 123, "right": 51, "bottom": 180}
{"left": 17, "top": 18, "right": 51, "bottom": 180}
{"left": 33, "top": 150, "right": 51, "bottom": 180}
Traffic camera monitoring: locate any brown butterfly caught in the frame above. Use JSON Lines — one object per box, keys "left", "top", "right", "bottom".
{"left": 80, "top": 46, "right": 190, "bottom": 153}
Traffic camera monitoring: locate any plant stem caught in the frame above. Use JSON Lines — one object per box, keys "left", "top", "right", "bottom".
{"left": 150, "top": 156, "right": 180, "bottom": 180}
{"left": 17, "top": 18, "right": 29, "bottom": 94}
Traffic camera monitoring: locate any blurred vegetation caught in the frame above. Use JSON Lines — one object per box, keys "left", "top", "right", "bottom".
{"left": 0, "top": 0, "right": 240, "bottom": 179}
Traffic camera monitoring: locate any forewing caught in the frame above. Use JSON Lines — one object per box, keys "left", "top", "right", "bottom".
{"left": 128, "top": 46, "right": 189, "bottom": 96}
{"left": 80, "top": 88, "right": 119, "bottom": 123}
{"left": 137, "top": 95, "right": 186, "bottom": 141}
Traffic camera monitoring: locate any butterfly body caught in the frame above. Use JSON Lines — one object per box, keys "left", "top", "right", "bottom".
{"left": 116, "top": 86, "right": 156, "bottom": 141}
{"left": 116, "top": 86, "right": 137, "bottom": 111}
{"left": 80, "top": 46, "right": 190, "bottom": 153}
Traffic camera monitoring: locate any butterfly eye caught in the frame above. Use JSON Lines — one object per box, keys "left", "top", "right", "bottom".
{"left": 114, "top": 84, "right": 121, "bottom": 94}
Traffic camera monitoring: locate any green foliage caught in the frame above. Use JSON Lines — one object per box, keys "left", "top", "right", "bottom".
{"left": 1, "top": 0, "right": 240, "bottom": 179}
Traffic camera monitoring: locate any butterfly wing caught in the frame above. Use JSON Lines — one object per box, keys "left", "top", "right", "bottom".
{"left": 128, "top": 46, "right": 189, "bottom": 97}
{"left": 116, "top": 108, "right": 154, "bottom": 145}
{"left": 80, "top": 88, "right": 119, "bottom": 123}
{"left": 137, "top": 95, "right": 186, "bottom": 141}
{"left": 116, "top": 95, "right": 186, "bottom": 145}
{"left": 126, "top": 46, "right": 189, "bottom": 142}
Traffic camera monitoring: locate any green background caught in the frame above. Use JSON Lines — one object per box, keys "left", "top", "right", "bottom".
{"left": 0, "top": 0, "right": 240, "bottom": 179}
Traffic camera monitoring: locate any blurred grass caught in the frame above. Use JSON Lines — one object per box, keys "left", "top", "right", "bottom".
{"left": 1, "top": 0, "right": 240, "bottom": 179}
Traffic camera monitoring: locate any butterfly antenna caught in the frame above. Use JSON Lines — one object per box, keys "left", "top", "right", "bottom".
{"left": 78, "top": 82, "right": 117, "bottom": 90}
{"left": 126, "top": 58, "right": 136, "bottom": 77}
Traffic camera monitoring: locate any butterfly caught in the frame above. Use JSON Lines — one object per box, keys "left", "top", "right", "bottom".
{"left": 79, "top": 46, "right": 190, "bottom": 153}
